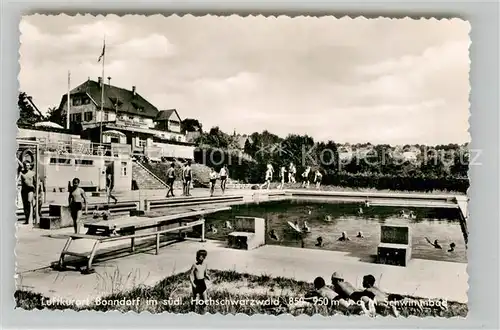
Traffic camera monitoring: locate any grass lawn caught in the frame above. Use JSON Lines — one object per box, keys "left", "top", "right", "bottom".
{"left": 15, "top": 269, "right": 467, "bottom": 317}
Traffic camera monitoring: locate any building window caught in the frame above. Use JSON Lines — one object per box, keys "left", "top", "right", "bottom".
{"left": 139, "top": 117, "right": 144, "bottom": 123}
{"left": 49, "top": 158, "right": 71, "bottom": 165}
{"left": 84, "top": 112, "right": 93, "bottom": 121}
{"left": 72, "top": 98, "right": 81, "bottom": 106}
{"left": 75, "top": 159, "right": 94, "bottom": 166}
{"left": 83, "top": 97, "right": 90, "bottom": 105}
{"left": 138, "top": 139, "right": 147, "bottom": 147}
{"left": 121, "top": 161, "right": 127, "bottom": 176}
{"left": 104, "top": 112, "right": 109, "bottom": 121}
{"left": 75, "top": 113, "right": 82, "bottom": 122}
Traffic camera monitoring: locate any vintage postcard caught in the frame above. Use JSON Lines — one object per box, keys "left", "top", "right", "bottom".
{"left": 16, "top": 15, "right": 470, "bottom": 318}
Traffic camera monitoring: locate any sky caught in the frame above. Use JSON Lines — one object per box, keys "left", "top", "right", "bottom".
{"left": 19, "top": 15, "right": 471, "bottom": 145}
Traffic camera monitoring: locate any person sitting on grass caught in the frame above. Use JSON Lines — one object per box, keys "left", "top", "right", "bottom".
{"left": 209, "top": 168, "right": 217, "bottom": 197}
{"left": 259, "top": 165, "right": 273, "bottom": 190}
{"left": 315, "top": 236, "right": 323, "bottom": 247}
{"left": 190, "top": 249, "right": 211, "bottom": 312}
{"left": 183, "top": 161, "right": 193, "bottom": 196}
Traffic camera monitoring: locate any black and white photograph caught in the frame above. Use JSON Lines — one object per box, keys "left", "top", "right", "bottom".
{"left": 15, "top": 14, "right": 470, "bottom": 318}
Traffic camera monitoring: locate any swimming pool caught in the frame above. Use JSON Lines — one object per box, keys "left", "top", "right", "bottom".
{"left": 203, "top": 199, "right": 467, "bottom": 264}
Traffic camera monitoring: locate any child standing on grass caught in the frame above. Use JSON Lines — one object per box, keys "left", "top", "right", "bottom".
{"left": 190, "top": 249, "right": 211, "bottom": 311}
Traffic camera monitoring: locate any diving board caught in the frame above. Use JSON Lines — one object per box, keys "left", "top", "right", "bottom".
{"left": 56, "top": 206, "right": 230, "bottom": 274}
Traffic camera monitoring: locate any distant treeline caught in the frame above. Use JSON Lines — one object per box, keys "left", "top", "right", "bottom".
{"left": 187, "top": 127, "right": 469, "bottom": 193}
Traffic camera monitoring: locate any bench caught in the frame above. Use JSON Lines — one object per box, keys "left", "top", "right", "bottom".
{"left": 227, "top": 216, "right": 265, "bottom": 250}
{"left": 80, "top": 180, "right": 98, "bottom": 192}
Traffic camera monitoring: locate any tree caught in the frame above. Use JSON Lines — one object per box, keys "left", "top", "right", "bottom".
{"left": 45, "top": 106, "right": 66, "bottom": 127}
{"left": 181, "top": 118, "right": 203, "bottom": 134}
{"left": 17, "top": 92, "right": 43, "bottom": 126}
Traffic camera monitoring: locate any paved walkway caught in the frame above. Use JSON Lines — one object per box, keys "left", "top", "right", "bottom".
{"left": 15, "top": 225, "right": 467, "bottom": 304}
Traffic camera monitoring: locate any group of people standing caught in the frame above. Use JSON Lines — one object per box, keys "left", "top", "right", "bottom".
{"left": 260, "top": 162, "right": 324, "bottom": 190}
{"left": 165, "top": 160, "right": 194, "bottom": 198}
{"left": 165, "top": 160, "right": 229, "bottom": 198}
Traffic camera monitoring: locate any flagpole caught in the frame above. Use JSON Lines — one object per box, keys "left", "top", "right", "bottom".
{"left": 66, "top": 70, "right": 71, "bottom": 130}
{"left": 99, "top": 36, "right": 105, "bottom": 145}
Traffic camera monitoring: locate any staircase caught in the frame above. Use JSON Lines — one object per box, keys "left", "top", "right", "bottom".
{"left": 132, "top": 161, "right": 168, "bottom": 190}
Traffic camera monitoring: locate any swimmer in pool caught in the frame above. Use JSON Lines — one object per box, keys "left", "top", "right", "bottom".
{"left": 448, "top": 242, "right": 456, "bottom": 252}
{"left": 356, "top": 231, "right": 364, "bottom": 238}
{"left": 338, "top": 231, "right": 350, "bottom": 241}
{"left": 425, "top": 237, "right": 442, "bottom": 249}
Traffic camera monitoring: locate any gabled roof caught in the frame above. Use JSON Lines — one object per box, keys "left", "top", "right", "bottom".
{"left": 156, "top": 109, "right": 181, "bottom": 121}
{"left": 60, "top": 80, "right": 159, "bottom": 118}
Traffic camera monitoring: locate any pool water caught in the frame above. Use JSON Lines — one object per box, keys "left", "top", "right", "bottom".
{"left": 203, "top": 199, "right": 467, "bottom": 264}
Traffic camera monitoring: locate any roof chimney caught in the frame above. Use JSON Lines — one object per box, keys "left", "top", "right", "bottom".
{"left": 107, "top": 76, "right": 111, "bottom": 86}
{"left": 132, "top": 86, "right": 136, "bottom": 95}
{"left": 98, "top": 77, "right": 102, "bottom": 86}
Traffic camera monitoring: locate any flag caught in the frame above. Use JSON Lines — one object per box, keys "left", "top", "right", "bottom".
{"left": 98, "top": 42, "right": 105, "bottom": 62}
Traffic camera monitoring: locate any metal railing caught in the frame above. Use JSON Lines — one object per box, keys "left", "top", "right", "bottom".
{"left": 38, "top": 139, "right": 131, "bottom": 157}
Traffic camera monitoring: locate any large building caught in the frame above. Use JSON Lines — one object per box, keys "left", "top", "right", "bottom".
{"left": 58, "top": 77, "right": 194, "bottom": 160}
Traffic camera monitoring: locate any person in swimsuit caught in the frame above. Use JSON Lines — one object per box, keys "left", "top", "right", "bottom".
{"left": 301, "top": 166, "right": 311, "bottom": 188}
{"left": 338, "top": 231, "right": 350, "bottom": 241}
{"left": 259, "top": 165, "right": 273, "bottom": 190}
{"left": 68, "top": 178, "right": 88, "bottom": 234}
{"left": 209, "top": 168, "right": 217, "bottom": 197}
{"left": 190, "top": 249, "right": 211, "bottom": 311}
{"left": 183, "top": 161, "right": 193, "bottom": 196}
{"left": 304, "top": 276, "right": 338, "bottom": 304}
{"left": 288, "top": 162, "right": 296, "bottom": 184}
{"left": 330, "top": 272, "right": 374, "bottom": 315}
{"left": 166, "top": 162, "right": 176, "bottom": 198}
{"left": 19, "top": 161, "right": 36, "bottom": 224}
{"left": 425, "top": 237, "right": 443, "bottom": 249}
{"left": 314, "top": 169, "right": 323, "bottom": 190}
{"left": 278, "top": 166, "right": 286, "bottom": 190}
{"left": 36, "top": 176, "right": 46, "bottom": 219}
{"left": 219, "top": 165, "right": 228, "bottom": 194}
{"left": 106, "top": 170, "right": 118, "bottom": 205}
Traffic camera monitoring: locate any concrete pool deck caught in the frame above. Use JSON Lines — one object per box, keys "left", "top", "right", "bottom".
{"left": 15, "top": 188, "right": 468, "bottom": 305}
{"left": 15, "top": 224, "right": 468, "bottom": 304}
